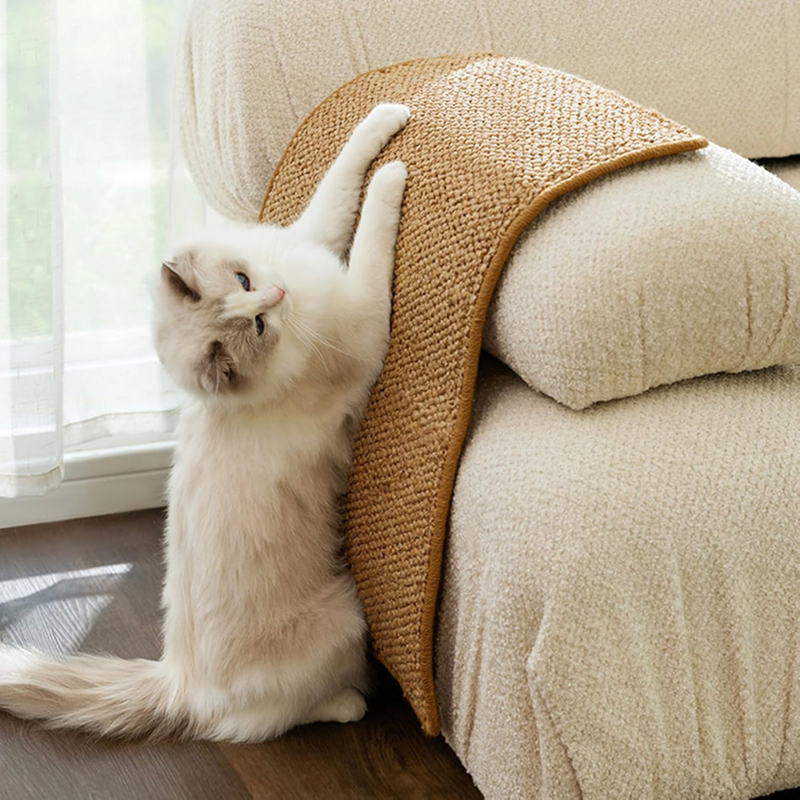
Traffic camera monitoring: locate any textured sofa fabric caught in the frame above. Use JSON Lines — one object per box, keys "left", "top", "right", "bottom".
{"left": 764, "top": 156, "right": 800, "bottom": 193}
{"left": 437, "top": 357, "right": 800, "bottom": 799}
{"left": 486, "top": 144, "right": 800, "bottom": 409}
{"left": 179, "top": 0, "right": 800, "bottom": 221}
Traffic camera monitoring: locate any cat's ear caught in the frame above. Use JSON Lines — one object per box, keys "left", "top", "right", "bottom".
{"left": 161, "top": 254, "right": 200, "bottom": 302}
{"left": 198, "top": 340, "right": 238, "bottom": 394}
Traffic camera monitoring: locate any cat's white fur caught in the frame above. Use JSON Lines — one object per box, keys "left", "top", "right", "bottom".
{"left": 0, "top": 104, "right": 410, "bottom": 742}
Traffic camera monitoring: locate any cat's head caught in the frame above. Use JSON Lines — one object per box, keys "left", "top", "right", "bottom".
{"left": 152, "top": 234, "right": 300, "bottom": 404}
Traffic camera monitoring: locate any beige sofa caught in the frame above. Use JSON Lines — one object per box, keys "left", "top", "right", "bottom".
{"left": 178, "top": 2, "right": 800, "bottom": 797}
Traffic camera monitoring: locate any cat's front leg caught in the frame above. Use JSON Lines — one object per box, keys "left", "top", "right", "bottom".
{"left": 343, "top": 160, "right": 407, "bottom": 372}
{"left": 290, "top": 104, "right": 410, "bottom": 258}
{"left": 346, "top": 160, "right": 407, "bottom": 303}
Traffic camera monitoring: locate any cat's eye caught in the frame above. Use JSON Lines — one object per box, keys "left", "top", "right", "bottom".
{"left": 235, "top": 272, "right": 250, "bottom": 291}
{"left": 255, "top": 315, "right": 265, "bottom": 336}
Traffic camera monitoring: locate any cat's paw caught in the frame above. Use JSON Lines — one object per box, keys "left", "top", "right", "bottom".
{"left": 313, "top": 687, "right": 367, "bottom": 724}
{"left": 368, "top": 103, "right": 411, "bottom": 130}
{"left": 357, "top": 104, "right": 411, "bottom": 149}
{"left": 368, "top": 161, "right": 408, "bottom": 209}
{"left": 329, "top": 688, "right": 367, "bottom": 723}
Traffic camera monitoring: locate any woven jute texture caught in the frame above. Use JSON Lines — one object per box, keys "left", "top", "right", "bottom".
{"left": 259, "top": 54, "right": 707, "bottom": 735}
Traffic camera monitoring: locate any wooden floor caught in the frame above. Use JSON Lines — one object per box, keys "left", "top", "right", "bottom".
{"left": 0, "top": 510, "right": 481, "bottom": 800}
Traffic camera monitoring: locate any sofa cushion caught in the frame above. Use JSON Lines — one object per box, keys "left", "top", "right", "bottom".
{"left": 437, "top": 357, "right": 800, "bottom": 799}
{"left": 484, "top": 145, "right": 800, "bottom": 409}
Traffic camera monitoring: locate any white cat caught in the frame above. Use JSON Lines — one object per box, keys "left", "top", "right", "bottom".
{"left": 0, "top": 103, "right": 410, "bottom": 742}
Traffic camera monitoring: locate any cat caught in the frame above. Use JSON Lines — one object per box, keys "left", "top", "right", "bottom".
{"left": 0, "top": 103, "right": 410, "bottom": 742}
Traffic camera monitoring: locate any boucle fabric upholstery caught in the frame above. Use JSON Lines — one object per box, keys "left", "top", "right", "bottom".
{"left": 437, "top": 356, "right": 800, "bottom": 799}
{"left": 765, "top": 156, "right": 800, "bottom": 193}
{"left": 485, "top": 144, "right": 800, "bottom": 409}
{"left": 178, "top": 0, "right": 800, "bottom": 222}
{"left": 259, "top": 53, "right": 705, "bottom": 734}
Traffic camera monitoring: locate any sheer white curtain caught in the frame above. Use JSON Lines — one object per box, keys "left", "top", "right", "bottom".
{"left": 0, "top": 0, "right": 205, "bottom": 498}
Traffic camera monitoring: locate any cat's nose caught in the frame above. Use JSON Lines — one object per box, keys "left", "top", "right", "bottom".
{"left": 258, "top": 285, "right": 286, "bottom": 309}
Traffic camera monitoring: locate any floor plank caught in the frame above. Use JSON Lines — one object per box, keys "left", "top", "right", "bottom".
{"left": 220, "top": 670, "right": 479, "bottom": 799}
{"left": 0, "top": 720, "right": 251, "bottom": 800}
{"left": 0, "top": 510, "right": 480, "bottom": 799}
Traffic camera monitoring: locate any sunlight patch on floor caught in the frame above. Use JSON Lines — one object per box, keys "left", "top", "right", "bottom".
{"left": 0, "top": 562, "right": 132, "bottom": 654}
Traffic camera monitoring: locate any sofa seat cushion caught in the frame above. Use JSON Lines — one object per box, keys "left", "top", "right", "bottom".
{"left": 436, "top": 357, "right": 800, "bottom": 799}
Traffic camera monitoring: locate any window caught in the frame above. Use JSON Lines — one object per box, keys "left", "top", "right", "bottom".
{"left": 1, "top": 0, "right": 203, "bottom": 519}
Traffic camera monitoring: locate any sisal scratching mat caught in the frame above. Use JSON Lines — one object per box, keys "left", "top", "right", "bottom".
{"left": 260, "top": 54, "right": 707, "bottom": 735}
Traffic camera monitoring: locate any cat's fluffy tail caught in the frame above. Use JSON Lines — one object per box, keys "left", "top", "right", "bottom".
{"left": 0, "top": 644, "right": 183, "bottom": 737}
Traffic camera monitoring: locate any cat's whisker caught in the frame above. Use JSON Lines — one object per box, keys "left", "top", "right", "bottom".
{"left": 287, "top": 318, "right": 333, "bottom": 379}
{"left": 291, "top": 315, "right": 365, "bottom": 361}
{"left": 293, "top": 321, "right": 349, "bottom": 356}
